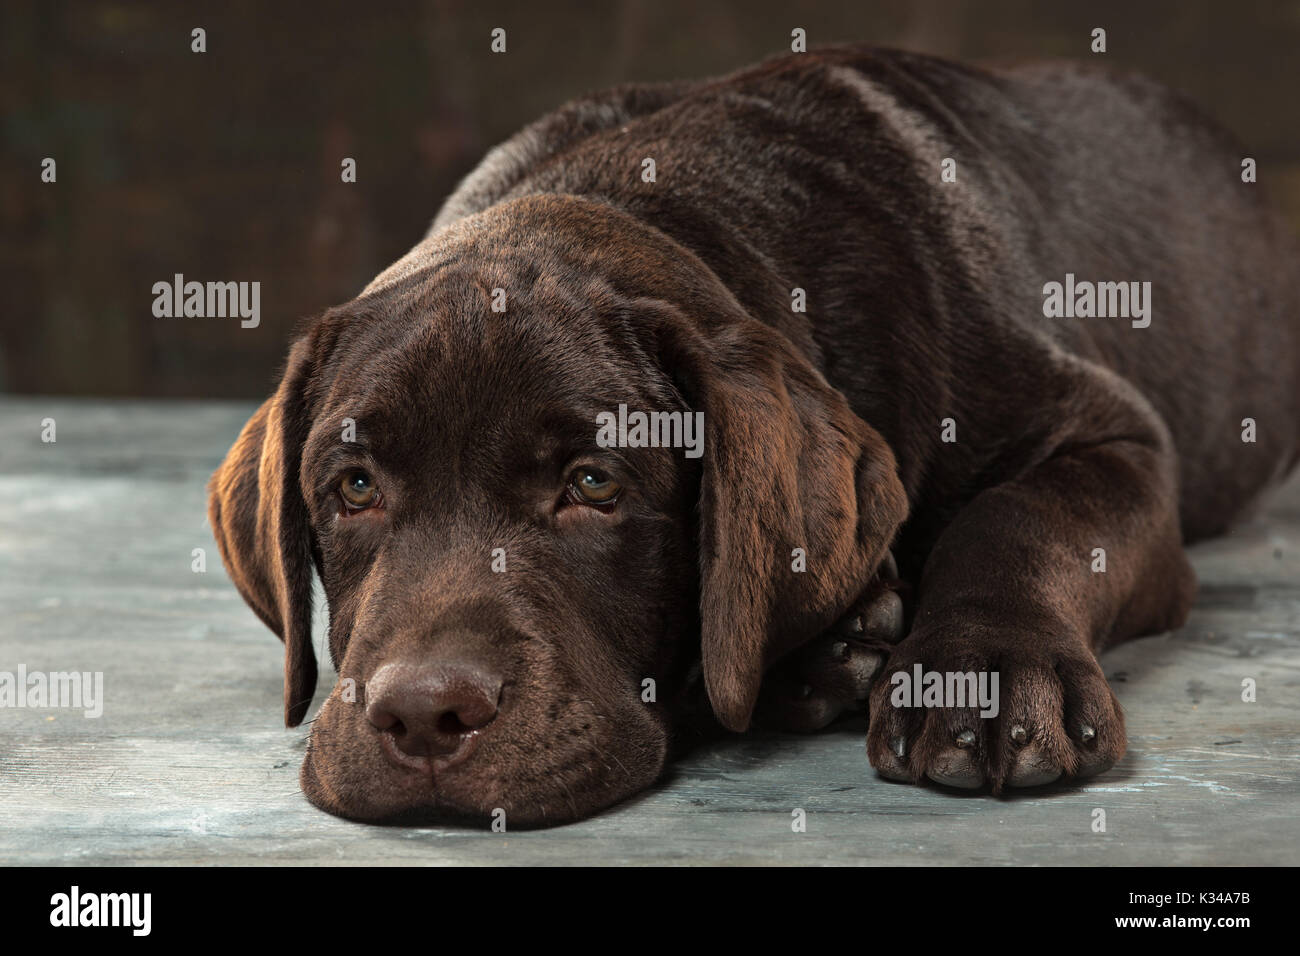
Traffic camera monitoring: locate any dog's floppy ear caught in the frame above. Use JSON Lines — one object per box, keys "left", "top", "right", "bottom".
{"left": 652, "top": 304, "right": 908, "bottom": 732}
{"left": 207, "top": 333, "right": 321, "bottom": 727}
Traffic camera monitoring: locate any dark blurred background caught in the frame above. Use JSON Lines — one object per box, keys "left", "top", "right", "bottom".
{"left": 3, "top": 0, "right": 1299, "bottom": 398}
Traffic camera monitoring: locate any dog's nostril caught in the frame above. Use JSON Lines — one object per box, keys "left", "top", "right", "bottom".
{"left": 436, "top": 711, "right": 473, "bottom": 737}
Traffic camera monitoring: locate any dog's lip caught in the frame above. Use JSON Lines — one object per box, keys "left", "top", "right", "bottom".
{"left": 375, "top": 726, "right": 483, "bottom": 776}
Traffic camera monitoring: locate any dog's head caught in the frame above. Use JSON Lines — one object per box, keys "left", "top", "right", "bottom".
{"left": 208, "top": 195, "right": 906, "bottom": 825}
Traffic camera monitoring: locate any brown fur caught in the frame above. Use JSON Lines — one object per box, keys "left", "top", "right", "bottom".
{"left": 209, "top": 47, "right": 1300, "bottom": 823}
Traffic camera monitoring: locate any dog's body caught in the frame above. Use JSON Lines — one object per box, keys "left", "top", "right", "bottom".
{"left": 210, "top": 47, "right": 1300, "bottom": 824}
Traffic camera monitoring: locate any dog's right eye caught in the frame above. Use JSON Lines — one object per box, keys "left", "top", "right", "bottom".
{"left": 339, "top": 471, "right": 379, "bottom": 510}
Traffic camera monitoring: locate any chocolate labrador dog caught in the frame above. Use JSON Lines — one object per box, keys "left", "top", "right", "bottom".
{"left": 209, "top": 46, "right": 1299, "bottom": 825}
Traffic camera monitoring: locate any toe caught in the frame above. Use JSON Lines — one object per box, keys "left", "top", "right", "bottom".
{"left": 927, "top": 746, "right": 987, "bottom": 789}
{"left": 1073, "top": 723, "right": 1118, "bottom": 778}
{"left": 844, "top": 644, "right": 883, "bottom": 698}
{"left": 1057, "top": 658, "right": 1127, "bottom": 780}
{"left": 873, "top": 734, "right": 914, "bottom": 782}
{"left": 1007, "top": 738, "right": 1063, "bottom": 787}
{"left": 862, "top": 589, "right": 905, "bottom": 643}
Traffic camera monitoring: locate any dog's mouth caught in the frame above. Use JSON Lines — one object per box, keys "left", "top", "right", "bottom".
{"left": 373, "top": 724, "right": 485, "bottom": 774}
{"left": 299, "top": 741, "right": 659, "bottom": 829}
{"left": 299, "top": 743, "right": 496, "bottom": 825}
{"left": 297, "top": 677, "right": 672, "bottom": 827}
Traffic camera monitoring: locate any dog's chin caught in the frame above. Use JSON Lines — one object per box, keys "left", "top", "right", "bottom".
{"left": 298, "top": 710, "right": 671, "bottom": 828}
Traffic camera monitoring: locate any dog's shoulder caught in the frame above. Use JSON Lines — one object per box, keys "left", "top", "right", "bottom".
{"left": 428, "top": 79, "right": 699, "bottom": 235}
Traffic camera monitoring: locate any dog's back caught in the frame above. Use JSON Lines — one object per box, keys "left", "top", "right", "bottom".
{"left": 428, "top": 45, "right": 1300, "bottom": 541}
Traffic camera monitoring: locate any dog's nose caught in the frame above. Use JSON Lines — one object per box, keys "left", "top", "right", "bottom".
{"left": 365, "top": 660, "right": 501, "bottom": 761}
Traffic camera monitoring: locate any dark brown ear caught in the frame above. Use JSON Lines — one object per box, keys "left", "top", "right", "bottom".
{"left": 207, "top": 336, "right": 319, "bottom": 727}
{"left": 654, "top": 307, "right": 908, "bottom": 732}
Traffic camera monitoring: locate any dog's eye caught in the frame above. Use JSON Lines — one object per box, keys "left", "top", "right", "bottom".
{"left": 339, "top": 470, "right": 379, "bottom": 509}
{"left": 569, "top": 467, "right": 622, "bottom": 505}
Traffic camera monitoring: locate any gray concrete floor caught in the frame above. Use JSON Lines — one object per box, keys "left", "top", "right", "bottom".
{"left": 2, "top": 398, "right": 1297, "bottom": 865}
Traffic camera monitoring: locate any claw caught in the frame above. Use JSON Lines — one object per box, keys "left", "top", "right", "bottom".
{"left": 955, "top": 729, "right": 976, "bottom": 749}
{"left": 1080, "top": 724, "right": 1096, "bottom": 743}
{"left": 879, "top": 550, "right": 898, "bottom": 580}
{"left": 1010, "top": 724, "right": 1028, "bottom": 745}
{"left": 891, "top": 735, "right": 907, "bottom": 758}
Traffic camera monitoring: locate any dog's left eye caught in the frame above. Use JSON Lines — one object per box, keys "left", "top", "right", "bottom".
{"left": 339, "top": 470, "right": 379, "bottom": 509}
{"left": 568, "top": 467, "right": 622, "bottom": 506}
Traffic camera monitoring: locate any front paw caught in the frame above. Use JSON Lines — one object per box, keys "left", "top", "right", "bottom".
{"left": 755, "top": 553, "right": 906, "bottom": 732}
{"left": 865, "top": 626, "right": 1125, "bottom": 790}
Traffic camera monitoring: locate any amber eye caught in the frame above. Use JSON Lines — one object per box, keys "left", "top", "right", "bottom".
{"left": 339, "top": 470, "right": 378, "bottom": 509}
{"left": 569, "top": 467, "right": 622, "bottom": 505}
